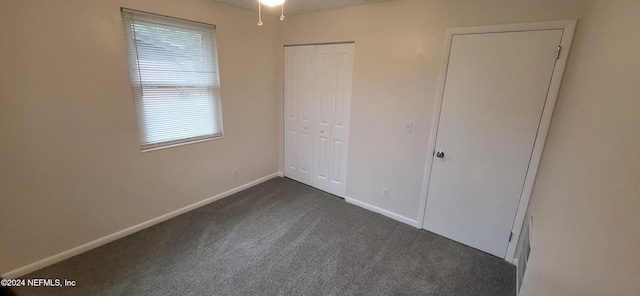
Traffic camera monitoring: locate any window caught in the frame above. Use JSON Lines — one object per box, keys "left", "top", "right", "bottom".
{"left": 121, "top": 9, "right": 223, "bottom": 150}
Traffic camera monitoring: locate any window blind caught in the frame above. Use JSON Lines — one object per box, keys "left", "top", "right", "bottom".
{"left": 121, "top": 9, "right": 223, "bottom": 150}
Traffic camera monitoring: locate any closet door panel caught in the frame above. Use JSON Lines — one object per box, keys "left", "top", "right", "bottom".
{"left": 284, "top": 46, "right": 315, "bottom": 184}
{"left": 284, "top": 49, "right": 299, "bottom": 179}
{"left": 313, "top": 45, "right": 335, "bottom": 191}
{"left": 328, "top": 44, "right": 354, "bottom": 196}
{"left": 285, "top": 43, "right": 353, "bottom": 197}
{"left": 298, "top": 49, "right": 315, "bottom": 185}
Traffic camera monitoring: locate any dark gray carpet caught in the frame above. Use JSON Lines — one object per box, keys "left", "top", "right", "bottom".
{"left": 16, "top": 177, "right": 515, "bottom": 296}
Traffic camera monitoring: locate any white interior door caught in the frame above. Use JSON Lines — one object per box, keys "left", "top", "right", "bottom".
{"left": 284, "top": 45, "right": 315, "bottom": 185}
{"left": 326, "top": 44, "right": 354, "bottom": 197}
{"left": 423, "top": 30, "right": 563, "bottom": 257}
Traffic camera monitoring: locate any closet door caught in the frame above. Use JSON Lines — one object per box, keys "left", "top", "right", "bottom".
{"left": 285, "top": 43, "right": 354, "bottom": 197}
{"left": 284, "top": 46, "right": 315, "bottom": 185}
{"left": 312, "top": 45, "right": 335, "bottom": 192}
{"left": 326, "top": 44, "right": 355, "bottom": 197}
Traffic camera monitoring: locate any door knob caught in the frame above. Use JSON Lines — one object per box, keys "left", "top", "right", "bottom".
{"left": 436, "top": 151, "right": 445, "bottom": 158}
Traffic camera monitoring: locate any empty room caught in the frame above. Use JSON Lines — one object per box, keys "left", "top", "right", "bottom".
{"left": 1, "top": 0, "right": 638, "bottom": 295}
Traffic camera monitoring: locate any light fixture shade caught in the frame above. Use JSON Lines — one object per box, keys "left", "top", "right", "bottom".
{"left": 259, "top": 0, "right": 285, "bottom": 7}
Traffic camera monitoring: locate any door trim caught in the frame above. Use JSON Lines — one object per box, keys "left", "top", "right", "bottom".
{"left": 417, "top": 20, "right": 577, "bottom": 263}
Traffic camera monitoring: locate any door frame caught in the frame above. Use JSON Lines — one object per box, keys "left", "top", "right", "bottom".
{"left": 417, "top": 20, "right": 577, "bottom": 263}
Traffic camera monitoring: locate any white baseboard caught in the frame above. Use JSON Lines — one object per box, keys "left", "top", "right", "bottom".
{"left": 344, "top": 196, "right": 420, "bottom": 228}
{"left": 2, "top": 172, "right": 283, "bottom": 279}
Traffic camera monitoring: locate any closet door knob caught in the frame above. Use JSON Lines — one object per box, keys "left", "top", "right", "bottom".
{"left": 436, "top": 151, "right": 445, "bottom": 158}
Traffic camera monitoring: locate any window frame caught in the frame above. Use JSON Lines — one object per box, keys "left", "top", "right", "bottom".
{"left": 121, "top": 8, "right": 224, "bottom": 151}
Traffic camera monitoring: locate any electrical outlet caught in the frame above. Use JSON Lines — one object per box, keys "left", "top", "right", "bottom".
{"left": 404, "top": 122, "right": 413, "bottom": 133}
{"left": 383, "top": 188, "right": 390, "bottom": 199}
{"left": 233, "top": 168, "right": 238, "bottom": 179}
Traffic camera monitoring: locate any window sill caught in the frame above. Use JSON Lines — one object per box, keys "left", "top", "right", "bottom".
{"left": 141, "top": 135, "right": 223, "bottom": 153}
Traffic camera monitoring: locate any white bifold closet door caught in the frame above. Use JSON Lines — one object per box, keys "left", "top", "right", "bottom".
{"left": 284, "top": 43, "right": 354, "bottom": 197}
{"left": 284, "top": 45, "right": 315, "bottom": 186}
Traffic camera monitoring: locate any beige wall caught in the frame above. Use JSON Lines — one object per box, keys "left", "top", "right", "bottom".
{"left": 280, "top": 0, "right": 639, "bottom": 294}
{"left": 2, "top": 0, "right": 639, "bottom": 293}
{"left": 523, "top": 0, "right": 640, "bottom": 294}
{"left": 280, "top": 0, "right": 589, "bottom": 222}
{"left": 0, "top": 0, "right": 280, "bottom": 273}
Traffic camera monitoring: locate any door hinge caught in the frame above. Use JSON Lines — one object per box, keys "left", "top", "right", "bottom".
{"left": 509, "top": 232, "right": 513, "bottom": 242}
{"left": 555, "top": 46, "right": 562, "bottom": 60}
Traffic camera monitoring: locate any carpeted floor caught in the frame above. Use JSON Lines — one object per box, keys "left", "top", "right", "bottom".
{"left": 15, "top": 177, "right": 515, "bottom": 296}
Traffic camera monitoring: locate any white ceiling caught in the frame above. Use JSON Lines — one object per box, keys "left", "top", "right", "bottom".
{"left": 213, "top": 0, "right": 395, "bottom": 15}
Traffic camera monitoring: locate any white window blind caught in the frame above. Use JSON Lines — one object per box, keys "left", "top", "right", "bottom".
{"left": 121, "top": 8, "right": 223, "bottom": 150}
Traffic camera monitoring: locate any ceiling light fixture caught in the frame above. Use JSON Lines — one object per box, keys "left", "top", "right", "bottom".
{"left": 257, "top": 0, "right": 285, "bottom": 26}
{"left": 260, "top": 0, "right": 284, "bottom": 6}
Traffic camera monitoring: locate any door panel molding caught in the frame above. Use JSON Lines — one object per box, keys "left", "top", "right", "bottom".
{"left": 418, "top": 20, "right": 577, "bottom": 263}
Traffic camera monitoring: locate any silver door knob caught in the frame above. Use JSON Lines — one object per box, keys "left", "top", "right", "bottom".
{"left": 436, "top": 151, "right": 445, "bottom": 158}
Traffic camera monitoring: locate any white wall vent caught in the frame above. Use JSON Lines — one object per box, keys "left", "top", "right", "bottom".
{"left": 517, "top": 216, "right": 533, "bottom": 295}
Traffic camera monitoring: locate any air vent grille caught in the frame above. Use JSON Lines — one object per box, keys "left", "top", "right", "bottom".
{"left": 517, "top": 217, "right": 532, "bottom": 294}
